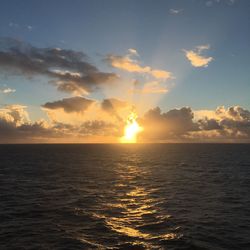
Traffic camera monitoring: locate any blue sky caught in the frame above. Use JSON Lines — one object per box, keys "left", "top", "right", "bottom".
{"left": 0, "top": 0, "right": 249, "bottom": 142}
{"left": 1, "top": 0, "right": 249, "bottom": 108}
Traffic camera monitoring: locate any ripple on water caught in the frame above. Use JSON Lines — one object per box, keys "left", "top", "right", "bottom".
{"left": 86, "top": 163, "right": 183, "bottom": 249}
{"left": 1, "top": 144, "right": 250, "bottom": 249}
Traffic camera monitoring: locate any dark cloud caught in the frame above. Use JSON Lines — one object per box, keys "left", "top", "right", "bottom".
{"left": 0, "top": 105, "right": 58, "bottom": 143}
{"left": 141, "top": 105, "right": 250, "bottom": 141}
{"left": 42, "top": 96, "right": 95, "bottom": 113}
{"left": 101, "top": 98, "right": 129, "bottom": 121}
{"left": 225, "top": 106, "right": 250, "bottom": 120}
{"left": 52, "top": 120, "right": 120, "bottom": 137}
{"left": 0, "top": 104, "right": 119, "bottom": 143}
{"left": 188, "top": 106, "right": 250, "bottom": 141}
{"left": 0, "top": 124, "right": 53, "bottom": 142}
{"left": 210, "top": 106, "right": 250, "bottom": 137}
{"left": 198, "top": 118, "right": 221, "bottom": 130}
{"left": 0, "top": 118, "right": 16, "bottom": 134}
{"left": 141, "top": 106, "right": 198, "bottom": 140}
{"left": 0, "top": 37, "right": 119, "bottom": 94}
{"left": 207, "top": 106, "right": 250, "bottom": 131}
{"left": 78, "top": 120, "right": 120, "bottom": 136}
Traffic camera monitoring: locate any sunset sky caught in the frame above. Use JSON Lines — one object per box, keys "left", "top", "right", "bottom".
{"left": 0, "top": 0, "right": 249, "bottom": 143}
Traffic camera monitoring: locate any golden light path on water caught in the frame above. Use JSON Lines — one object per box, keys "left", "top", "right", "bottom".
{"left": 89, "top": 156, "right": 182, "bottom": 249}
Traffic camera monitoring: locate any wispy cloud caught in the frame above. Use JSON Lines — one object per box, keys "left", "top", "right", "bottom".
{"left": 8, "top": 22, "right": 19, "bottom": 28}
{"left": 169, "top": 9, "right": 183, "bottom": 14}
{"left": 0, "top": 87, "right": 16, "bottom": 94}
{"left": 206, "top": 1, "right": 213, "bottom": 7}
{"left": 128, "top": 48, "right": 139, "bottom": 56}
{"left": 105, "top": 49, "right": 173, "bottom": 80}
{"left": 183, "top": 44, "right": 213, "bottom": 68}
{"left": 205, "top": 0, "right": 236, "bottom": 7}
{"left": 27, "top": 25, "right": 33, "bottom": 31}
{"left": 8, "top": 22, "right": 34, "bottom": 31}
{"left": 130, "top": 81, "right": 169, "bottom": 94}
{"left": 228, "top": 0, "right": 236, "bottom": 5}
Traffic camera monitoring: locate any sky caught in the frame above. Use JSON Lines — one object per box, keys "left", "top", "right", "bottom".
{"left": 0, "top": 0, "right": 250, "bottom": 143}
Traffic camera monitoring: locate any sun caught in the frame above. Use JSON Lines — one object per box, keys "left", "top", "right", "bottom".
{"left": 120, "top": 112, "right": 143, "bottom": 143}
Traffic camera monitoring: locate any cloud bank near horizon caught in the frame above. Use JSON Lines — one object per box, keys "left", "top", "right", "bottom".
{"left": 1, "top": 103, "right": 250, "bottom": 143}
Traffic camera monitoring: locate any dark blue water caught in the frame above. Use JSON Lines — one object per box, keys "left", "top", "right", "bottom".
{"left": 0, "top": 144, "right": 250, "bottom": 249}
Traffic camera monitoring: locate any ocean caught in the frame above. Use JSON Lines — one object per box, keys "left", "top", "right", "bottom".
{"left": 0, "top": 144, "right": 249, "bottom": 249}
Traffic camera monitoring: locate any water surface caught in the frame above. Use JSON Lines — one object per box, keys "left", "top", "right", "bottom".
{"left": 0, "top": 144, "right": 250, "bottom": 249}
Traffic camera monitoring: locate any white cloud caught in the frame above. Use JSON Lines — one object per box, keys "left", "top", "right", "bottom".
{"left": 27, "top": 25, "right": 33, "bottom": 31}
{"left": 0, "top": 88, "right": 16, "bottom": 94}
{"left": 0, "top": 104, "right": 29, "bottom": 126}
{"left": 184, "top": 44, "right": 213, "bottom": 67}
{"left": 128, "top": 48, "right": 139, "bottom": 56}
{"left": 169, "top": 9, "right": 183, "bottom": 14}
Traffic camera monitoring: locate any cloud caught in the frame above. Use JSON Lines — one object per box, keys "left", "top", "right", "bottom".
{"left": 151, "top": 70, "right": 171, "bottom": 79}
{"left": 8, "top": 22, "right": 19, "bottom": 28}
{"left": 205, "top": 0, "right": 236, "bottom": 7}
{"left": 140, "top": 105, "right": 250, "bottom": 142}
{"left": 0, "top": 103, "right": 120, "bottom": 143}
{"left": 184, "top": 45, "right": 213, "bottom": 67}
{"left": 52, "top": 80, "right": 90, "bottom": 95}
{"left": 0, "top": 37, "right": 119, "bottom": 95}
{"left": 0, "top": 104, "right": 57, "bottom": 142}
{"left": 130, "top": 81, "right": 169, "bottom": 94}
{"left": 27, "top": 25, "right": 33, "bottom": 31}
{"left": 105, "top": 54, "right": 150, "bottom": 73}
{"left": 190, "top": 106, "right": 250, "bottom": 140}
{"left": 101, "top": 98, "right": 129, "bottom": 112}
{"left": 101, "top": 98, "right": 131, "bottom": 121}
{"left": 78, "top": 120, "right": 119, "bottom": 136}
{"left": 52, "top": 120, "right": 119, "bottom": 137}
{"left": 206, "top": 1, "right": 213, "bottom": 7}
{"left": 8, "top": 22, "right": 34, "bottom": 31}
{"left": 128, "top": 48, "right": 139, "bottom": 56}
{"left": 140, "top": 106, "right": 198, "bottom": 141}
{"left": 198, "top": 117, "right": 222, "bottom": 130}
{"left": 169, "top": 9, "right": 183, "bottom": 14}
{"left": 215, "top": 106, "right": 250, "bottom": 121}
{"left": 228, "top": 0, "right": 236, "bottom": 5}
{"left": 0, "top": 104, "right": 29, "bottom": 125}
{"left": 41, "top": 96, "right": 131, "bottom": 128}
{"left": 42, "top": 96, "right": 95, "bottom": 113}
{"left": 1, "top": 102, "right": 250, "bottom": 142}
{"left": 0, "top": 87, "right": 16, "bottom": 94}
{"left": 105, "top": 49, "right": 173, "bottom": 80}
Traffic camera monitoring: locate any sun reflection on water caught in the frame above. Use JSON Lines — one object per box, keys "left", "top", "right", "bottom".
{"left": 91, "top": 161, "right": 182, "bottom": 248}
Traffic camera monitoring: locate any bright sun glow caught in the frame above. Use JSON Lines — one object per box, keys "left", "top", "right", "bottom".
{"left": 120, "top": 112, "right": 143, "bottom": 143}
